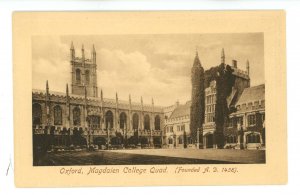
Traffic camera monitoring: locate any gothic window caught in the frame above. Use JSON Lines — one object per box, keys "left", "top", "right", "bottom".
{"left": 53, "top": 105, "right": 62, "bottom": 125}
{"left": 144, "top": 114, "right": 150, "bottom": 130}
{"left": 32, "top": 103, "right": 42, "bottom": 125}
{"left": 248, "top": 114, "right": 256, "bottom": 126}
{"left": 73, "top": 107, "right": 81, "bottom": 126}
{"left": 119, "top": 112, "right": 127, "bottom": 129}
{"left": 85, "top": 70, "right": 90, "bottom": 84}
{"left": 89, "top": 115, "right": 100, "bottom": 129}
{"left": 132, "top": 113, "right": 139, "bottom": 130}
{"left": 76, "top": 69, "right": 81, "bottom": 83}
{"left": 105, "top": 110, "right": 113, "bottom": 129}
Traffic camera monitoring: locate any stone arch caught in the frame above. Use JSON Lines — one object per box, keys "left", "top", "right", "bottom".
{"left": 32, "top": 103, "right": 42, "bottom": 126}
{"left": 154, "top": 115, "right": 161, "bottom": 130}
{"left": 53, "top": 105, "right": 62, "bottom": 125}
{"left": 119, "top": 112, "right": 127, "bottom": 129}
{"left": 144, "top": 114, "right": 150, "bottom": 130}
{"left": 73, "top": 106, "right": 81, "bottom": 126}
{"left": 105, "top": 110, "right": 114, "bottom": 129}
{"left": 132, "top": 113, "right": 139, "bottom": 130}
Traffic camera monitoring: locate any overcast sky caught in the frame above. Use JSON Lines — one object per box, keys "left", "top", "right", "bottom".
{"left": 32, "top": 33, "right": 264, "bottom": 106}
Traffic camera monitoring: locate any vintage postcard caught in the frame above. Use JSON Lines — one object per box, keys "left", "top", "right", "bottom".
{"left": 13, "top": 11, "right": 286, "bottom": 187}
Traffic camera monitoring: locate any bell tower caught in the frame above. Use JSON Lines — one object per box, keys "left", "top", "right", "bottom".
{"left": 70, "top": 42, "right": 98, "bottom": 97}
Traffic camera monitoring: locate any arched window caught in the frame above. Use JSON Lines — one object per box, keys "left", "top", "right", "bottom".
{"left": 73, "top": 107, "right": 81, "bottom": 126}
{"left": 144, "top": 114, "right": 150, "bottom": 130}
{"left": 76, "top": 69, "right": 81, "bottom": 83}
{"left": 155, "top": 115, "right": 161, "bottom": 130}
{"left": 105, "top": 110, "right": 113, "bottom": 129}
{"left": 85, "top": 70, "right": 90, "bottom": 84}
{"left": 32, "top": 103, "right": 42, "bottom": 125}
{"left": 119, "top": 112, "right": 127, "bottom": 129}
{"left": 132, "top": 113, "right": 139, "bottom": 130}
{"left": 54, "top": 105, "right": 62, "bottom": 125}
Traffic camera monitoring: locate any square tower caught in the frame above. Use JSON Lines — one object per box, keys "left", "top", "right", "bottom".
{"left": 70, "top": 43, "right": 98, "bottom": 97}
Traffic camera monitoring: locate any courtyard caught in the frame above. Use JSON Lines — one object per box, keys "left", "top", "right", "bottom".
{"left": 35, "top": 148, "right": 265, "bottom": 166}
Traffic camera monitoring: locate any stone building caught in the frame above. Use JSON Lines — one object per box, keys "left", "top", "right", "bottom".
{"left": 224, "top": 84, "right": 265, "bottom": 149}
{"left": 164, "top": 101, "right": 192, "bottom": 148}
{"left": 202, "top": 50, "right": 251, "bottom": 148}
{"left": 190, "top": 49, "right": 252, "bottom": 148}
{"left": 32, "top": 43, "right": 164, "bottom": 150}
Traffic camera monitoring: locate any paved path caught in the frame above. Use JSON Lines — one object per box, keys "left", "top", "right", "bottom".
{"left": 36, "top": 149, "right": 264, "bottom": 166}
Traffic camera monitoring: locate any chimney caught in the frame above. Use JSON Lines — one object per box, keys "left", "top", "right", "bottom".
{"left": 232, "top": 60, "right": 237, "bottom": 68}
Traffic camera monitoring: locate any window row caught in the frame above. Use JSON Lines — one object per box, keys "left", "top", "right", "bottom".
{"left": 32, "top": 103, "right": 161, "bottom": 130}
{"left": 166, "top": 124, "right": 186, "bottom": 133}
{"left": 206, "top": 94, "right": 216, "bottom": 104}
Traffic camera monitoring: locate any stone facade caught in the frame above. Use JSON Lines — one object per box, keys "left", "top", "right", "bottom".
{"left": 32, "top": 43, "right": 264, "bottom": 151}
{"left": 164, "top": 101, "right": 192, "bottom": 149}
{"left": 32, "top": 43, "right": 164, "bottom": 150}
{"left": 224, "top": 84, "right": 265, "bottom": 150}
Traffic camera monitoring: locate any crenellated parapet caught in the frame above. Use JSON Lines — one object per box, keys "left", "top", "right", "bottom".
{"left": 33, "top": 89, "right": 163, "bottom": 113}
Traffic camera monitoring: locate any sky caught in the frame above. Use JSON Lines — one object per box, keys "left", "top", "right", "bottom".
{"left": 32, "top": 33, "right": 264, "bottom": 106}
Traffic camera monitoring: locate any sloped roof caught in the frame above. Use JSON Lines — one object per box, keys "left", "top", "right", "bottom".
{"left": 169, "top": 101, "right": 191, "bottom": 119}
{"left": 236, "top": 84, "right": 265, "bottom": 106}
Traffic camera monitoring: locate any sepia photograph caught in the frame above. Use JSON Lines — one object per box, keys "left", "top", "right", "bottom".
{"left": 32, "top": 33, "right": 265, "bottom": 166}
{"left": 13, "top": 11, "right": 286, "bottom": 186}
